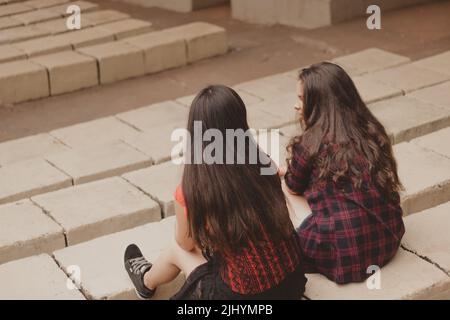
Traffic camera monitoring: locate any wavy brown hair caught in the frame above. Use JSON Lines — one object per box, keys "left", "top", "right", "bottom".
{"left": 287, "top": 62, "right": 403, "bottom": 198}
{"left": 182, "top": 85, "right": 295, "bottom": 255}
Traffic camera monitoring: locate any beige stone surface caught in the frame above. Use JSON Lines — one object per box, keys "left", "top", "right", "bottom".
{"left": 0, "top": 16, "right": 22, "bottom": 30}
{"left": 0, "top": 254, "right": 85, "bottom": 300}
{"left": 236, "top": 73, "right": 296, "bottom": 100}
{"left": 353, "top": 75, "right": 403, "bottom": 104}
{"left": 34, "top": 17, "right": 91, "bottom": 35}
{"left": 0, "top": 59, "right": 49, "bottom": 104}
{"left": 369, "top": 96, "right": 450, "bottom": 144}
{"left": 247, "top": 106, "right": 287, "bottom": 130}
{"left": 402, "top": 202, "right": 450, "bottom": 274}
{"left": 395, "top": 143, "right": 450, "bottom": 215}
{"left": 367, "top": 63, "right": 449, "bottom": 93}
{"left": 32, "top": 51, "right": 98, "bottom": 95}
{"left": 409, "top": 81, "right": 450, "bottom": 111}
{"left": 0, "top": 3, "right": 32, "bottom": 18}
{"left": 412, "top": 127, "right": 450, "bottom": 158}
{"left": 165, "top": 22, "right": 227, "bottom": 63}
{"left": 414, "top": 51, "right": 450, "bottom": 76}
{"left": 231, "top": 0, "right": 277, "bottom": 25}
{"left": 32, "top": 177, "right": 161, "bottom": 245}
{"left": 176, "top": 88, "right": 262, "bottom": 107}
{"left": 0, "top": 200, "right": 65, "bottom": 265}
{"left": 26, "top": 0, "right": 70, "bottom": 9}
{"left": 49, "top": 0, "right": 98, "bottom": 16}
{"left": 332, "top": 48, "right": 411, "bottom": 75}
{"left": 280, "top": 123, "right": 301, "bottom": 138}
{"left": 0, "top": 44, "right": 26, "bottom": 63}
{"left": 123, "top": 161, "right": 182, "bottom": 217}
{"left": 305, "top": 248, "right": 450, "bottom": 300}
{"left": 83, "top": 9, "right": 130, "bottom": 26}
{"left": 12, "top": 8, "right": 61, "bottom": 25}
{"left": 116, "top": 101, "right": 188, "bottom": 132}
{"left": 53, "top": 218, "right": 184, "bottom": 300}
{"left": 50, "top": 116, "right": 140, "bottom": 148}
{"left": 0, "top": 25, "right": 49, "bottom": 44}
{"left": 121, "top": 125, "right": 183, "bottom": 164}
{"left": 124, "top": 30, "right": 187, "bottom": 74}
{"left": 77, "top": 41, "right": 145, "bottom": 84}
{"left": 63, "top": 27, "right": 115, "bottom": 49}
{"left": 0, "top": 133, "right": 69, "bottom": 166}
{"left": 99, "top": 18, "right": 152, "bottom": 40}
{"left": 45, "top": 140, "right": 151, "bottom": 185}
{"left": 0, "top": 158, "right": 71, "bottom": 205}
{"left": 12, "top": 35, "right": 72, "bottom": 57}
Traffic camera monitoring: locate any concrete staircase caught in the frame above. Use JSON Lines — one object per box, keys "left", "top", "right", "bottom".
{"left": 0, "top": 47, "right": 450, "bottom": 299}
{"left": 0, "top": 0, "right": 228, "bottom": 104}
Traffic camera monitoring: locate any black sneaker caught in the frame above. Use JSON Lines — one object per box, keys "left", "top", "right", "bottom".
{"left": 124, "top": 244, "right": 156, "bottom": 299}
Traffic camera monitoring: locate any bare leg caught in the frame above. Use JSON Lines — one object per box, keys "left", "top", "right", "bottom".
{"left": 282, "top": 182, "right": 312, "bottom": 228}
{"left": 143, "top": 238, "right": 207, "bottom": 290}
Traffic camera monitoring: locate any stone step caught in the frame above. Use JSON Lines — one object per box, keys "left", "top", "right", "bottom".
{"left": 0, "top": 199, "right": 65, "bottom": 265}
{"left": 114, "top": 0, "right": 229, "bottom": 13}
{"left": 395, "top": 142, "right": 450, "bottom": 215}
{"left": 0, "top": 254, "right": 85, "bottom": 300}
{"left": 31, "top": 176, "right": 161, "bottom": 245}
{"left": 411, "top": 126, "right": 450, "bottom": 159}
{"left": 52, "top": 217, "right": 184, "bottom": 299}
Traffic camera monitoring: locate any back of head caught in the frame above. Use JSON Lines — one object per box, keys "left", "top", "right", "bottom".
{"left": 182, "top": 85, "right": 294, "bottom": 255}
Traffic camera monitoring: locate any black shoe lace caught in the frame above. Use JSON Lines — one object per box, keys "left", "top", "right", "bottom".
{"left": 129, "top": 257, "right": 150, "bottom": 275}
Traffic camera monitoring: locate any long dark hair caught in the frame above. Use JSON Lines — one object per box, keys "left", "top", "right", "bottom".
{"left": 288, "top": 62, "right": 402, "bottom": 198}
{"left": 182, "top": 85, "right": 294, "bottom": 255}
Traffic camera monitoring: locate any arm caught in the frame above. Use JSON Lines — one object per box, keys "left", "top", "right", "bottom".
{"left": 284, "top": 142, "right": 312, "bottom": 195}
{"left": 174, "top": 201, "right": 196, "bottom": 252}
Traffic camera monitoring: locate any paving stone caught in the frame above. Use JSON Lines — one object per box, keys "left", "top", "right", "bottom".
{"left": 402, "top": 202, "right": 450, "bottom": 275}
{"left": 32, "top": 177, "right": 161, "bottom": 245}
{"left": 48, "top": 0, "right": 98, "bottom": 16}
{"left": 369, "top": 96, "right": 450, "bottom": 144}
{"left": 32, "top": 50, "right": 98, "bottom": 95}
{"left": 124, "top": 30, "right": 187, "bottom": 74}
{"left": 367, "top": 63, "right": 449, "bottom": 93}
{"left": 83, "top": 9, "right": 129, "bottom": 26}
{"left": 395, "top": 143, "right": 450, "bottom": 215}
{"left": 98, "top": 18, "right": 152, "bottom": 40}
{"left": 164, "top": 22, "right": 227, "bottom": 63}
{"left": 116, "top": 101, "right": 189, "bottom": 132}
{"left": 12, "top": 34, "right": 72, "bottom": 57}
{"left": 12, "top": 8, "right": 62, "bottom": 25}
{"left": 0, "top": 199, "right": 65, "bottom": 265}
{"left": 121, "top": 125, "right": 184, "bottom": 165}
{"left": 0, "top": 254, "right": 85, "bottom": 300}
{"left": 0, "top": 16, "right": 22, "bottom": 29}
{"left": 53, "top": 218, "right": 184, "bottom": 299}
{"left": 25, "top": 0, "right": 70, "bottom": 9}
{"left": 412, "top": 127, "right": 450, "bottom": 159}
{"left": 45, "top": 140, "right": 151, "bottom": 185}
{"left": 50, "top": 116, "right": 140, "bottom": 148}
{"left": 0, "top": 133, "right": 69, "bottom": 166}
{"left": 409, "top": 81, "right": 450, "bottom": 111}
{"left": 0, "top": 3, "right": 32, "bottom": 18}
{"left": 123, "top": 161, "right": 182, "bottom": 217}
{"left": 63, "top": 26, "right": 115, "bottom": 48}
{"left": 236, "top": 73, "right": 296, "bottom": 100}
{"left": 176, "top": 88, "right": 262, "bottom": 107}
{"left": 332, "top": 48, "right": 411, "bottom": 76}
{"left": 413, "top": 51, "right": 450, "bottom": 76}
{"left": 0, "top": 44, "right": 26, "bottom": 63}
{"left": 34, "top": 16, "right": 91, "bottom": 35}
{"left": 0, "top": 25, "right": 49, "bottom": 45}
{"left": 280, "top": 123, "right": 302, "bottom": 138}
{"left": 304, "top": 248, "right": 450, "bottom": 299}
{"left": 0, "top": 158, "right": 72, "bottom": 205}
{"left": 77, "top": 41, "right": 145, "bottom": 84}
{"left": 353, "top": 75, "right": 403, "bottom": 104}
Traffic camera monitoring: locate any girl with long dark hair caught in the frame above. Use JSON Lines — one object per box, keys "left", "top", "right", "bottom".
{"left": 282, "top": 62, "right": 405, "bottom": 284}
{"left": 124, "top": 85, "right": 307, "bottom": 299}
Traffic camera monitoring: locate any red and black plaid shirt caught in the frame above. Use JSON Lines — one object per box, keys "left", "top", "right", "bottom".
{"left": 285, "top": 142, "right": 405, "bottom": 284}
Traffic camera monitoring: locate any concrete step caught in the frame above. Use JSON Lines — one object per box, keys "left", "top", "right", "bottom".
{"left": 52, "top": 217, "right": 184, "bottom": 299}
{"left": 0, "top": 254, "right": 86, "bottom": 300}
{"left": 113, "top": 0, "right": 229, "bottom": 13}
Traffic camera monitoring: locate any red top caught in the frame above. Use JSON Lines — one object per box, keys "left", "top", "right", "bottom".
{"left": 174, "top": 185, "right": 303, "bottom": 295}
{"left": 285, "top": 141, "right": 405, "bottom": 283}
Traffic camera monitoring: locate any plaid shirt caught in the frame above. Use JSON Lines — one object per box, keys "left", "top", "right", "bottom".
{"left": 285, "top": 142, "right": 405, "bottom": 284}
